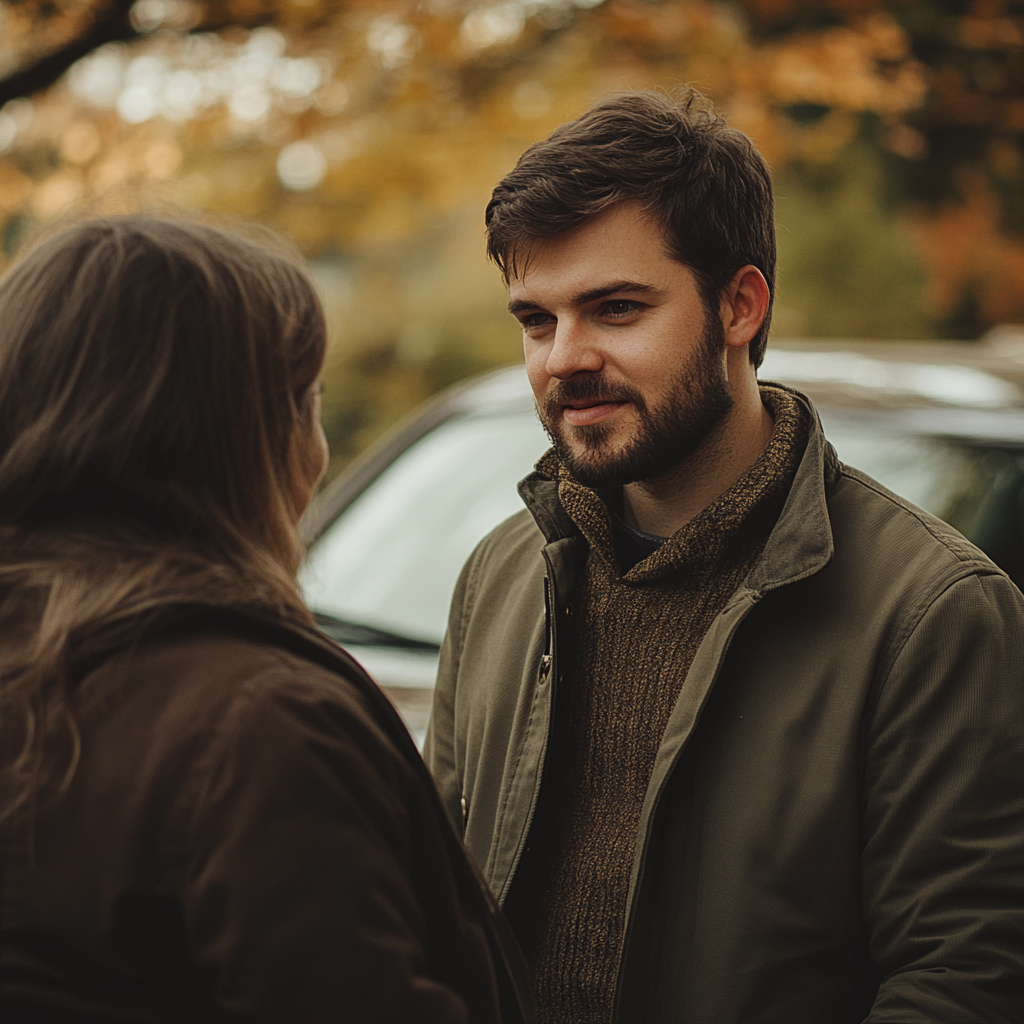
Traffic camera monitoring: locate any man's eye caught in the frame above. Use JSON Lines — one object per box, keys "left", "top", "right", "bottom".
{"left": 520, "top": 313, "right": 554, "bottom": 330}
{"left": 604, "top": 300, "right": 640, "bottom": 318}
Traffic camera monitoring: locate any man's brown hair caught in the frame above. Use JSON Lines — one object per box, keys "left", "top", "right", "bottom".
{"left": 486, "top": 88, "right": 776, "bottom": 366}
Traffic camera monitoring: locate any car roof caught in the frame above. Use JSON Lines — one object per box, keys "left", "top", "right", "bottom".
{"left": 446, "top": 339, "right": 1024, "bottom": 441}
{"left": 451, "top": 338, "right": 1024, "bottom": 412}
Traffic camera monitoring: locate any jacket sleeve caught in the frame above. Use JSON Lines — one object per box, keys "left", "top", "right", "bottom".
{"left": 863, "top": 571, "right": 1024, "bottom": 1023}
{"left": 183, "top": 663, "right": 470, "bottom": 1024}
{"left": 423, "top": 550, "right": 475, "bottom": 835}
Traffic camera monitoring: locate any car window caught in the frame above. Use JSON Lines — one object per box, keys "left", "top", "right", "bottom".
{"left": 302, "top": 405, "right": 1024, "bottom": 646}
{"left": 819, "top": 412, "right": 988, "bottom": 514}
{"left": 300, "top": 412, "right": 550, "bottom": 644}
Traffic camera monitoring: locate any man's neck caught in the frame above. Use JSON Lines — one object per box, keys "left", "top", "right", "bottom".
{"left": 620, "top": 393, "right": 775, "bottom": 537}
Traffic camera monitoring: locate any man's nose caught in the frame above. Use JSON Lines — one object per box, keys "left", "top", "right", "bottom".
{"left": 545, "top": 320, "right": 604, "bottom": 380}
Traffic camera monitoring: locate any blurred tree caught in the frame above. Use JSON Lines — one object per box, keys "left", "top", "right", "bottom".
{"left": 774, "top": 145, "right": 934, "bottom": 338}
{"left": 740, "top": 0, "right": 1024, "bottom": 336}
{"left": 0, "top": 0, "right": 1021, "bottom": 464}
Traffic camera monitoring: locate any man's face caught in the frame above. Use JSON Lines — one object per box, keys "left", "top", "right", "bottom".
{"left": 509, "top": 203, "right": 733, "bottom": 488}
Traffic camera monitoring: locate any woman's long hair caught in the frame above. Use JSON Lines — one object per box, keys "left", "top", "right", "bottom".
{"left": 0, "top": 215, "right": 327, "bottom": 820}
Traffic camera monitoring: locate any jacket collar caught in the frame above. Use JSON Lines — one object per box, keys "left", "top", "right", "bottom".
{"left": 516, "top": 384, "right": 836, "bottom": 593}
{"left": 746, "top": 384, "right": 837, "bottom": 593}
{"left": 517, "top": 473, "right": 579, "bottom": 545}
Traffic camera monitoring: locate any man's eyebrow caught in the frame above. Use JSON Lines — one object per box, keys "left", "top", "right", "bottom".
{"left": 508, "top": 280, "right": 657, "bottom": 315}
{"left": 573, "top": 280, "right": 657, "bottom": 306}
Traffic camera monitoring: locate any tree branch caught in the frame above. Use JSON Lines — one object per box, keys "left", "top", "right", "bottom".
{"left": 0, "top": 0, "right": 140, "bottom": 108}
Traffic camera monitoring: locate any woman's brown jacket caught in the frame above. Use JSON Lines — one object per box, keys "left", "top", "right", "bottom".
{"left": 0, "top": 608, "right": 531, "bottom": 1023}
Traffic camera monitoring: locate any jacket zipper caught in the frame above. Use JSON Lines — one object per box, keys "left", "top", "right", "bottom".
{"left": 539, "top": 573, "right": 553, "bottom": 682}
{"left": 497, "top": 556, "right": 559, "bottom": 905}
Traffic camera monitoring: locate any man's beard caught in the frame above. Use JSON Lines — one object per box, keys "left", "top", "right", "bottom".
{"left": 538, "top": 316, "right": 734, "bottom": 488}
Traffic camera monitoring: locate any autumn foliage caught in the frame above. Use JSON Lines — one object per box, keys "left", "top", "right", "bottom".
{"left": 0, "top": 0, "right": 1022, "bottom": 460}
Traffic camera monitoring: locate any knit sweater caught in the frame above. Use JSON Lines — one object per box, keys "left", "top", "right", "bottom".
{"left": 503, "top": 387, "right": 809, "bottom": 1024}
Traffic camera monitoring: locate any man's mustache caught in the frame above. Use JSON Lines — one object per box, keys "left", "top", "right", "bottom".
{"left": 541, "top": 376, "right": 647, "bottom": 418}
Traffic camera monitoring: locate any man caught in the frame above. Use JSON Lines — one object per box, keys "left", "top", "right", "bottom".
{"left": 424, "top": 89, "right": 1024, "bottom": 1023}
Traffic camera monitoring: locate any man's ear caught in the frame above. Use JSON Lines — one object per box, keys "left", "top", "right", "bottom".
{"left": 720, "top": 265, "right": 770, "bottom": 350}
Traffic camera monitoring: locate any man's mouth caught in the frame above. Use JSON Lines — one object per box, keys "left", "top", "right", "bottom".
{"left": 561, "top": 400, "right": 628, "bottom": 427}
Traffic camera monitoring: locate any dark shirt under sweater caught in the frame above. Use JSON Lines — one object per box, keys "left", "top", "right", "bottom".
{"left": 503, "top": 387, "right": 809, "bottom": 1024}
{"left": 610, "top": 510, "right": 667, "bottom": 570}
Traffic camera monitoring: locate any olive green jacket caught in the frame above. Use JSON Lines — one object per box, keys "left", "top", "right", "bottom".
{"left": 424, "top": 391, "right": 1024, "bottom": 1023}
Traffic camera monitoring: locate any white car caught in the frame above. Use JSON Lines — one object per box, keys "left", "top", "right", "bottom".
{"left": 300, "top": 340, "right": 1024, "bottom": 743}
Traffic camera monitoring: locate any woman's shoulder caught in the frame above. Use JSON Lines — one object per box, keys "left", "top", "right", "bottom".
{"left": 78, "top": 613, "right": 419, "bottom": 797}
{"left": 85, "top": 619, "right": 355, "bottom": 707}
{"left": 124, "top": 622, "right": 374, "bottom": 711}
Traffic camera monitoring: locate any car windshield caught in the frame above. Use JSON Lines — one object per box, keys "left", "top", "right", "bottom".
{"left": 300, "top": 407, "right": 1023, "bottom": 646}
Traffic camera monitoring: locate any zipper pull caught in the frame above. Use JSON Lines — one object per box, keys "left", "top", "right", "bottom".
{"left": 539, "top": 653, "right": 552, "bottom": 683}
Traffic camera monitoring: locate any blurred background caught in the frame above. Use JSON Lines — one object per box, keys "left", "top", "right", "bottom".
{"left": 1, "top": 0, "right": 1022, "bottom": 478}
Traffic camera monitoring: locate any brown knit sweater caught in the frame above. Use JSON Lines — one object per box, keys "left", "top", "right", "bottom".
{"left": 503, "top": 387, "right": 809, "bottom": 1024}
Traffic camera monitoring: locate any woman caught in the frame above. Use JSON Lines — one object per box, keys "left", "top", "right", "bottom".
{"left": 0, "top": 216, "right": 529, "bottom": 1023}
